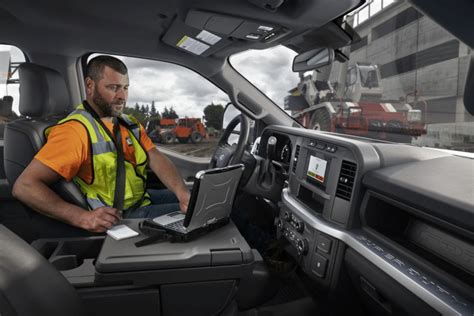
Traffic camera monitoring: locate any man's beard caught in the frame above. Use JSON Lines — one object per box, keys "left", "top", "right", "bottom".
{"left": 93, "top": 90, "right": 124, "bottom": 117}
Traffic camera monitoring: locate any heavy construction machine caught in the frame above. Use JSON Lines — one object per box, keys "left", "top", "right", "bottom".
{"left": 285, "top": 62, "right": 427, "bottom": 142}
{"left": 146, "top": 117, "right": 207, "bottom": 144}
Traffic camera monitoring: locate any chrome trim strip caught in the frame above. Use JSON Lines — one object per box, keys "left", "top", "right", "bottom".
{"left": 282, "top": 189, "right": 473, "bottom": 316}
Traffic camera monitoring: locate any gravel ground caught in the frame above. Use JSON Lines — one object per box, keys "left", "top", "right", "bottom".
{"left": 155, "top": 137, "right": 219, "bottom": 158}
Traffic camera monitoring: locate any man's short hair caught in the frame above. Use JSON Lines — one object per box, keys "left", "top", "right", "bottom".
{"left": 86, "top": 55, "right": 128, "bottom": 82}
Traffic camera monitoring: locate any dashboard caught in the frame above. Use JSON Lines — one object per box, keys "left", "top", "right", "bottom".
{"left": 258, "top": 125, "right": 474, "bottom": 316}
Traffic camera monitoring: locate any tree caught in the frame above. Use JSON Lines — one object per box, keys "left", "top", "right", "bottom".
{"left": 162, "top": 106, "right": 179, "bottom": 119}
{"left": 203, "top": 103, "right": 225, "bottom": 130}
{"left": 123, "top": 105, "right": 147, "bottom": 126}
{"left": 168, "top": 106, "right": 179, "bottom": 119}
{"left": 161, "top": 106, "right": 170, "bottom": 118}
{"left": 139, "top": 104, "right": 146, "bottom": 115}
{"left": 148, "top": 101, "right": 161, "bottom": 121}
{"left": 150, "top": 101, "right": 157, "bottom": 117}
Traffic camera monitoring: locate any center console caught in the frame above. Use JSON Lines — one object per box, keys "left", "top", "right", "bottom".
{"left": 276, "top": 136, "right": 357, "bottom": 285}
{"left": 32, "top": 219, "right": 259, "bottom": 316}
{"left": 259, "top": 126, "right": 380, "bottom": 289}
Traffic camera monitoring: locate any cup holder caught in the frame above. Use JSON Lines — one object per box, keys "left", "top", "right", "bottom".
{"left": 32, "top": 236, "right": 105, "bottom": 271}
{"left": 50, "top": 255, "right": 80, "bottom": 271}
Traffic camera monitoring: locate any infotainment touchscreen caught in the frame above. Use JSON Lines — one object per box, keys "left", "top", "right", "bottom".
{"left": 306, "top": 155, "right": 327, "bottom": 183}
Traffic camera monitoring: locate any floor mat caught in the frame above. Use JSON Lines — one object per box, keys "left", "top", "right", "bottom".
{"left": 255, "top": 297, "right": 319, "bottom": 316}
{"left": 262, "top": 272, "right": 307, "bottom": 307}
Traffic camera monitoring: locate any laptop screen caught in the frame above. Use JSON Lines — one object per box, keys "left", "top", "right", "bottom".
{"left": 183, "top": 164, "right": 245, "bottom": 229}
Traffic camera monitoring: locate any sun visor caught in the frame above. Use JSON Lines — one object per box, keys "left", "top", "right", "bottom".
{"left": 162, "top": 10, "right": 289, "bottom": 57}
{"left": 162, "top": 18, "right": 233, "bottom": 57}
{"left": 186, "top": 10, "right": 285, "bottom": 42}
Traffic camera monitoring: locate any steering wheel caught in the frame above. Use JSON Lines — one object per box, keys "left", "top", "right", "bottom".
{"left": 209, "top": 114, "right": 250, "bottom": 168}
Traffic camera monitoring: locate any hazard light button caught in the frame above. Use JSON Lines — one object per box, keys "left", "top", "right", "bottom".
{"left": 312, "top": 253, "right": 327, "bottom": 278}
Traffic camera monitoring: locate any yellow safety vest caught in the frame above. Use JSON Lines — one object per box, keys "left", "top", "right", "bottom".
{"left": 45, "top": 103, "right": 151, "bottom": 210}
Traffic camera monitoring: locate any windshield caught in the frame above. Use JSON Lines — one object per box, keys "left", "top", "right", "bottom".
{"left": 230, "top": 1, "right": 474, "bottom": 153}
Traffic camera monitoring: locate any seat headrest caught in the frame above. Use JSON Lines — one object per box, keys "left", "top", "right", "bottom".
{"left": 19, "top": 63, "right": 70, "bottom": 117}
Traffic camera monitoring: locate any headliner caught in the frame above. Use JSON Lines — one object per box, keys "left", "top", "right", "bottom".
{"left": 0, "top": 0, "right": 360, "bottom": 62}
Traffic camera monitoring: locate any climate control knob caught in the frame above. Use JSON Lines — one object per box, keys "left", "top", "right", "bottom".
{"left": 296, "top": 221, "right": 305, "bottom": 233}
{"left": 296, "top": 238, "right": 309, "bottom": 256}
{"left": 275, "top": 218, "right": 283, "bottom": 229}
{"left": 283, "top": 211, "right": 291, "bottom": 222}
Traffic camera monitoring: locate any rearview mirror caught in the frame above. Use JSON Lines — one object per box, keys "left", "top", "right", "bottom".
{"left": 292, "top": 48, "right": 334, "bottom": 72}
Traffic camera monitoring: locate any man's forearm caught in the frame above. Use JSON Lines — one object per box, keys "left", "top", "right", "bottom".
{"left": 12, "top": 178, "right": 88, "bottom": 227}
{"left": 148, "top": 149, "right": 188, "bottom": 198}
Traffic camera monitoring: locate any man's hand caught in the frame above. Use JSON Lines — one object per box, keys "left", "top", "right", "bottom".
{"left": 177, "top": 190, "right": 191, "bottom": 213}
{"left": 79, "top": 207, "right": 122, "bottom": 232}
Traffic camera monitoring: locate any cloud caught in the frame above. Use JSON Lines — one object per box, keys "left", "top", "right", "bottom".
{"left": 6, "top": 46, "right": 298, "bottom": 118}
{"left": 124, "top": 56, "right": 229, "bottom": 118}
{"left": 230, "top": 46, "right": 300, "bottom": 107}
{"left": 124, "top": 46, "right": 299, "bottom": 118}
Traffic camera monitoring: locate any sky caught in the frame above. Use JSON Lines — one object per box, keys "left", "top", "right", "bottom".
{"left": 121, "top": 45, "right": 298, "bottom": 118}
{"left": 1, "top": 45, "right": 299, "bottom": 119}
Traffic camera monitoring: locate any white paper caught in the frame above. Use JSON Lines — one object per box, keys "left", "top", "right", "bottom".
{"left": 196, "top": 30, "right": 221, "bottom": 45}
{"left": 176, "top": 36, "right": 209, "bottom": 55}
{"left": 107, "top": 224, "right": 139, "bottom": 240}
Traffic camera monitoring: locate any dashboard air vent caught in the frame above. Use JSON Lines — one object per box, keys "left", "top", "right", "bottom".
{"left": 336, "top": 160, "right": 357, "bottom": 201}
{"left": 292, "top": 145, "right": 300, "bottom": 173}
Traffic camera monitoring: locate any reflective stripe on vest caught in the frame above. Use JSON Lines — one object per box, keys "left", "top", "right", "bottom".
{"left": 45, "top": 103, "right": 151, "bottom": 210}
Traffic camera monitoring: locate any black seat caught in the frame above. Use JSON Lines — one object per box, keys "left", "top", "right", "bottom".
{"left": 0, "top": 95, "right": 14, "bottom": 139}
{"left": 0, "top": 224, "right": 85, "bottom": 316}
{"left": 3, "top": 63, "right": 91, "bottom": 240}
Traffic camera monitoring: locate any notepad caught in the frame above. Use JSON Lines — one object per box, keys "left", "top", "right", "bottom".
{"left": 106, "top": 224, "right": 139, "bottom": 240}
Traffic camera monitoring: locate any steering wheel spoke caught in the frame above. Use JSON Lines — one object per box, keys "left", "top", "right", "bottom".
{"left": 209, "top": 114, "right": 250, "bottom": 169}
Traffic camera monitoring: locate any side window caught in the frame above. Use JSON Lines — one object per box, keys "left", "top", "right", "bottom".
{"left": 87, "top": 55, "right": 230, "bottom": 158}
{"left": 0, "top": 45, "right": 25, "bottom": 139}
{"left": 346, "top": 67, "right": 357, "bottom": 86}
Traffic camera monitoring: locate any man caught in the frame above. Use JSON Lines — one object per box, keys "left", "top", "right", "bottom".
{"left": 13, "top": 56, "right": 190, "bottom": 233}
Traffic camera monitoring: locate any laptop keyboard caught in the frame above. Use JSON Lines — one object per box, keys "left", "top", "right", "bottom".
{"left": 165, "top": 219, "right": 186, "bottom": 233}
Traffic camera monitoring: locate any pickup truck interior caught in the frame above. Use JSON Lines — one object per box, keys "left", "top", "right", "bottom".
{"left": 0, "top": 0, "right": 473, "bottom": 315}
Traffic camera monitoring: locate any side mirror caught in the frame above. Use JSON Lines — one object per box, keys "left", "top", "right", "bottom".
{"left": 464, "top": 54, "right": 474, "bottom": 115}
{"left": 292, "top": 48, "right": 334, "bottom": 72}
{"left": 0, "top": 51, "right": 11, "bottom": 85}
{"left": 346, "top": 67, "right": 357, "bottom": 86}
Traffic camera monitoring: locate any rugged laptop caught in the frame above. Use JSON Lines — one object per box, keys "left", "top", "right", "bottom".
{"left": 152, "top": 164, "right": 245, "bottom": 236}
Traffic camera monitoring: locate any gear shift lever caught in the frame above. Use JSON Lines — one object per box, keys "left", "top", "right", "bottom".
{"left": 266, "top": 136, "right": 277, "bottom": 162}
{"left": 260, "top": 136, "right": 277, "bottom": 187}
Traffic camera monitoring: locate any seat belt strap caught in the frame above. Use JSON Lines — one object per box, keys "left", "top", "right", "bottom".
{"left": 112, "top": 118, "right": 126, "bottom": 210}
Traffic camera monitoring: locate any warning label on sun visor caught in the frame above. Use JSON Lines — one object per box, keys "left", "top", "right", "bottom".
{"left": 176, "top": 36, "right": 209, "bottom": 55}
{"left": 197, "top": 30, "right": 221, "bottom": 45}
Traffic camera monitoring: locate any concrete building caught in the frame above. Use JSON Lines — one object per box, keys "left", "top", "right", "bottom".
{"left": 340, "top": 0, "right": 473, "bottom": 150}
